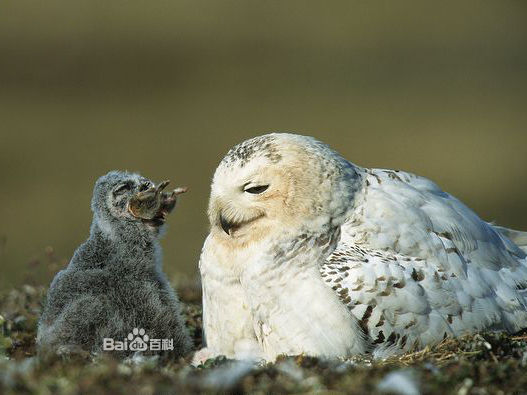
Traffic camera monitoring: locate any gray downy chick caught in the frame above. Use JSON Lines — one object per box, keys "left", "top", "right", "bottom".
{"left": 37, "top": 171, "right": 192, "bottom": 359}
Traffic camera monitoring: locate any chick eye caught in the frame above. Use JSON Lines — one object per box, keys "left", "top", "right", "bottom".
{"left": 138, "top": 183, "right": 151, "bottom": 192}
{"left": 244, "top": 185, "right": 269, "bottom": 194}
{"left": 113, "top": 183, "right": 131, "bottom": 196}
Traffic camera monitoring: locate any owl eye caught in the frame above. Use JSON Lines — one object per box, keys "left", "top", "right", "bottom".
{"left": 138, "top": 182, "right": 152, "bottom": 192}
{"left": 244, "top": 185, "right": 269, "bottom": 194}
{"left": 113, "top": 183, "right": 131, "bottom": 196}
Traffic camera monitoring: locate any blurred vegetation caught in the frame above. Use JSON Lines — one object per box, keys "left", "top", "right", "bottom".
{"left": 1, "top": 1, "right": 527, "bottom": 289}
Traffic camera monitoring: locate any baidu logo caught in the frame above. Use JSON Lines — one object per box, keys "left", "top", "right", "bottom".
{"left": 103, "top": 328, "right": 174, "bottom": 351}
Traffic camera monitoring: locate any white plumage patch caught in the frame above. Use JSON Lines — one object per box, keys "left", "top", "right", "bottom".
{"left": 322, "top": 168, "right": 527, "bottom": 356}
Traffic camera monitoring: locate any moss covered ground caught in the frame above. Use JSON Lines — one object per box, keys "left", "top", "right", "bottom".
{"left": 1, "top": 256, "right": 527, "bottom": 394}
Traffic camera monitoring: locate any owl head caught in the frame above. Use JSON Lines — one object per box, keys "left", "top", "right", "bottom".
{"left": 208, "top": 133, "right": 360, "bottom": 245}
{"left": 91, "top": 171, "right": 187, "bottom": 239}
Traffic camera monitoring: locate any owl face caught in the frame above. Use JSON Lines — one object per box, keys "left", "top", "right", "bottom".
{"left": 207, "top": 134, "right": 355, "bottom": 244}
{"left": 208, "top": 155, "right": 288, "bottom": 241}
{"left": 107, "top": 175, "right": 155, "bottom": 220}
{"left": 92, "top": 171, "right": 186, "bottom": 233}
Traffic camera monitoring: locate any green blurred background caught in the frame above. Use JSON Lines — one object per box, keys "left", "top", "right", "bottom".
{"left": 1, "top": 1, "right": 526, "bottom": 290}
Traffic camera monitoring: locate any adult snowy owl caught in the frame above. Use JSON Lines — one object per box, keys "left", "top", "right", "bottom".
{"left": 197, "top": 132, "right": 527, "bottom": 362}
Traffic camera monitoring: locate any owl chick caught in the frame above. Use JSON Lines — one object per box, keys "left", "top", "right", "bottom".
{"left": 197, "top": 133, "right": 527, "bottom": 362}
{"left": 37, "top": 171, "right": 192, "bottom": 359}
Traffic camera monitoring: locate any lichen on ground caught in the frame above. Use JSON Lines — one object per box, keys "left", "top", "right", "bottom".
{"left": 1, "top": 255, "right": 527, "bottom": 394}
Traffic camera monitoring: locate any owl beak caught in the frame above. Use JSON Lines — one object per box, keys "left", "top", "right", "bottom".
{"left": 218, "top": 212, "right": 264, "bottom": 236}
{"left": 220, "top": 214, "right": 233, "bottom": 235}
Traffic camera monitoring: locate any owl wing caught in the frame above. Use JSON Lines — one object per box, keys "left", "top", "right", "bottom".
{"left": 320, "top": 168, "right": 527, "bottom": 357}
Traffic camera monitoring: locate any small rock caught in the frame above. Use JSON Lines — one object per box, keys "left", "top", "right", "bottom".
{"left": 377, "top": 369, "right": 420, "bottom": 395}
{"left": 201, "top": 360, "right": 255, "bottom": 390}
{"left": 22, "top": 285, "right": 37, "bottom": 297}
{"left": 276, "top": 360, "right": 304, "bottom": 381}
{"left": 457, "top": 378, "right": 473, "bottom": 395}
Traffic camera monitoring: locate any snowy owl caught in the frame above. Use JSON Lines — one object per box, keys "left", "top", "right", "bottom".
{"left": 196, "top": 133, "right": 527, "bottom": 362}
